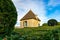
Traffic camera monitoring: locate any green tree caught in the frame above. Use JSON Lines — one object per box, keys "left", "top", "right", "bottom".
{"left": 0, "top": 0, "right": 17, "bottom": 39}
{"left": 47, "top": 19, "right": 58, "bottom": 26}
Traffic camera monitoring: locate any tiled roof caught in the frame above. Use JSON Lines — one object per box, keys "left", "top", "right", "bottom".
{"left": 20, "top": 10, "right": 40, "bottom": 21}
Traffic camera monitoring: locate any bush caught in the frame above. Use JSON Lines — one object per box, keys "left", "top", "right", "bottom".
{"left": 58, "top": 22, "right": 60, "bottom": 25}
{"left": 42, "top": 23, "right": 48, "bottom": 26}
{"left": 47, "top": 19, "right": 58, "bottom": 26}
{"left": 0, "top": 0, "right": 17, "bottom": 39}
{"left": 15, "top": 28, "right": 60, "bottom": 40}
{"left": 52, "top": 30, "right": 59, "bottom": 40}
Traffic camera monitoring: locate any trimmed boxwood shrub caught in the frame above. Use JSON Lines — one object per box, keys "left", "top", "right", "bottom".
{"left": 0, "top": 0, "right": 17, "bottom": 39}
{"left": 48, "top": 19, "right": 58, "bottom": 26}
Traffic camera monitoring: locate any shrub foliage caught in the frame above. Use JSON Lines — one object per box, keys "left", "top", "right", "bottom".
{"left": 48, "top": 19, "right": 58, "bottom": 26}
{"left": 0, "top": 0, "right": 17, "bottom": 38}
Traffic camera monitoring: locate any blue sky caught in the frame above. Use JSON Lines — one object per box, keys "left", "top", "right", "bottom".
{"left": 12, "top": 0, "right": 60, "bottom": 27}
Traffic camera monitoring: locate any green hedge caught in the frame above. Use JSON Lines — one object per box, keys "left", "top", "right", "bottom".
{"left": 14, "top": 27, "right": 60, "bottom": 40}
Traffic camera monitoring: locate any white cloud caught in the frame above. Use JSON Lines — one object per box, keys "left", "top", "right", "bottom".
{"left": 48, "top": 10, "right": 60, "bottom": 22}
{"left": 46, "top": 0, "right": 60, "bottom": 21}
{"left": 12, "top": 0, "right": 48, "bottom": 27}
{"left": 48, "top": 0, "right": 60, "bottom": 6}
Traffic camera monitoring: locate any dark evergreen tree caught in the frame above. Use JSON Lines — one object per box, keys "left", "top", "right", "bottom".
{"left": 47, "top": 19, "right": 58, "bottom": 26}
{"left": 0, "top": 0, "right": 17, "bottom": 39}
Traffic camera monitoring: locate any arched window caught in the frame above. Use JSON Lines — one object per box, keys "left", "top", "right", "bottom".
{"left": 23, "top": 21, "right": 27, "bottom": 27}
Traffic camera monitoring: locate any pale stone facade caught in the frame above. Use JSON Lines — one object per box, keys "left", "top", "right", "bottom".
{"left": 20, "top": 10, "right": 40, "bottom": 28}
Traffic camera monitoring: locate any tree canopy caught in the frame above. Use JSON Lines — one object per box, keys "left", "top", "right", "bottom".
{"left": 47, "top": 19, "right": 58, "bottom": 26}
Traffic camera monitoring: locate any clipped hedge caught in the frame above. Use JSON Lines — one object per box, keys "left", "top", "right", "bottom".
{"left": 0, "top": 0, "right": 17, "bottom": 39}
